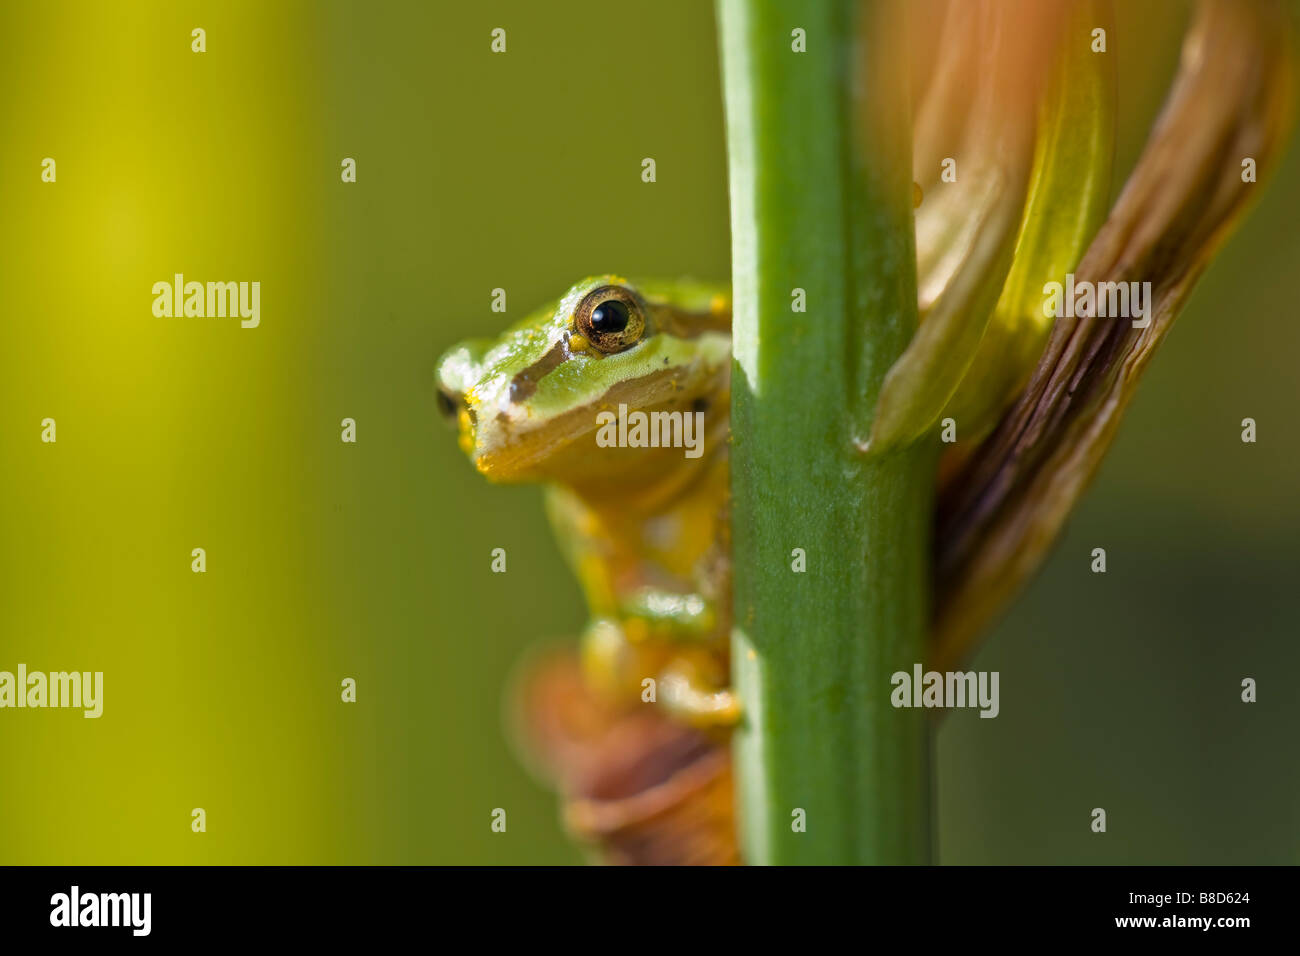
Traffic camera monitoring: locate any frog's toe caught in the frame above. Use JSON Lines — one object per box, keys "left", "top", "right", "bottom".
{"left": 658, "top": 664, "right": 740, "bottom": 728}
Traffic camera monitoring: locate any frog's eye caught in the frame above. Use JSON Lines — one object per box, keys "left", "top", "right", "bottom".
{"left": 574, "top": 286, "right": 646, "bottom": 354}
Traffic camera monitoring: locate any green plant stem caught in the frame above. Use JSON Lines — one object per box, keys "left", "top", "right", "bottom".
{"left": 718, "top": 0, "right": 933, "bottom": 865}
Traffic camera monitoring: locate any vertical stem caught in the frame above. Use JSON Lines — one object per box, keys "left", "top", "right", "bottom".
{"left": 719, "top": 0, "right": 932, "bottom": 864}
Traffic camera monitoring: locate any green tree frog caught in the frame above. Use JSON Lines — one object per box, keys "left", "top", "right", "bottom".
{"left": 436, "top": 276, "right": 737, "bottom": 726}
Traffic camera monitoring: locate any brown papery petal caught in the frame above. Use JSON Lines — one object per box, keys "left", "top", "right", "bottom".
{"left": 932, "top": 0, "right": 1296, "bottom": 670}
{"left": 512, "top": 651, "right": 738, "bottom": 865}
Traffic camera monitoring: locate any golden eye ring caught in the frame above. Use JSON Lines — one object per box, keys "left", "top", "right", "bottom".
{"left": 573, "top": 285, "right": 646, "bottom": 354}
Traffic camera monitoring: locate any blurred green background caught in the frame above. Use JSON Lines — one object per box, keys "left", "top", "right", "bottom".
{"left": 0, "top": 0, "right": 1294, "bottom": 864}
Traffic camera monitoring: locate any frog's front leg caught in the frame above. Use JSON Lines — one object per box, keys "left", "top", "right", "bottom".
{"left": 619, "top": 588, "right": 739, "bottom": 725}
{"left": 657, "top": 658, "right": 739, "bottom": 727}
{"left": 580, "top": 615, "right": 739, "bottom": 728}
{"left": 618, "top": 587, "right": 717, "bottom": 644}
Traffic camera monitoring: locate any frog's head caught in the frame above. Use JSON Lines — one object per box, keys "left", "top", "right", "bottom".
{"left": 436, "top": 276, "right": 730, "bottom": 486}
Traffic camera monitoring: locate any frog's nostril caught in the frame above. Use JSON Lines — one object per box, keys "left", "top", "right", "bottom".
{"left": 436, "top": 388, "right": 460, "bottom": 422}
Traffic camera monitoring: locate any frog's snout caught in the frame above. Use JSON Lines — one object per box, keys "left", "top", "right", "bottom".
{"left": 436, "top": 383, "right": 479, "bottom": 460}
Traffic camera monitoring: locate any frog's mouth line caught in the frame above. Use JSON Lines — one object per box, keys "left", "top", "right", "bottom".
{"left": 470, "top": 365, "right": 725, "bottom": 482}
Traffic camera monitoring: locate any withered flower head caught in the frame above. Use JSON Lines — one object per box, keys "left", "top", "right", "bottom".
{"left": 516, "top": 0, "right": 1295, "bottom": 864}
